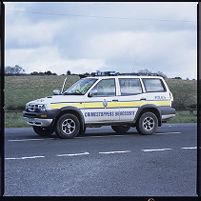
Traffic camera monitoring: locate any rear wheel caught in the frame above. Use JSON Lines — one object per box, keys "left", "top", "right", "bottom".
{"left": 33, "top": 126, "right": 54, "bottom": 137}
{"left": 136, "top": 112, "right": 158, "bottom": 135}
{"left": 111, "top": 125, "right": 130, "bottom": 134}
{"left": 56, "top": 113, "right": 80, "bottom": 139}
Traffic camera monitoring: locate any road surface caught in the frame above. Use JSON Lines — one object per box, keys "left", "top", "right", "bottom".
{"left": 4, "top": 123, "right": 197, "bottom": 196}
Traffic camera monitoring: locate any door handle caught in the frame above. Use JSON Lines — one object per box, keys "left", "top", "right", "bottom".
{"left": 112, "top": 99, "right": 118, "bottom": 102}
{"left": 140, "top": 98, "right": 146, "bottom": 101}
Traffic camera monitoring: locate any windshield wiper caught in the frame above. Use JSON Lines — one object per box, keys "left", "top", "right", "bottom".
{"left": 63, "top": 92, "right": 84, "bottom": 95}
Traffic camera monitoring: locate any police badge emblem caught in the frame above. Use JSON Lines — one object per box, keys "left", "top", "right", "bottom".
{"left": 103, "top": 99, "right": 108, "bottom": 108}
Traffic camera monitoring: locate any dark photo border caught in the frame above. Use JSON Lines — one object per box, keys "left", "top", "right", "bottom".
{"left": 0, "top": 1, "right": 5, "bottom": 197}
{"left": 197, "top": 1, "right": 201, "bottom": 197}
{"left": 1, "top": 1, "right": 200, "bottom": 201}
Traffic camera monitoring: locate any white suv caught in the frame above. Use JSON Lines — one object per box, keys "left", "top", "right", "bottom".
{"left": 23, "top": 74, "right": 175, "bottom": 138}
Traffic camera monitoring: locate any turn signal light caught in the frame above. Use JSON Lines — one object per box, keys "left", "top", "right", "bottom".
{"left": 40, "top": 114, "right": 47, "bottom": 118}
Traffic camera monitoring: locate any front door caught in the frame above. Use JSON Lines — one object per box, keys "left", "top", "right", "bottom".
{"left": 84, "top": 78, "right": 120, "bottom": 123}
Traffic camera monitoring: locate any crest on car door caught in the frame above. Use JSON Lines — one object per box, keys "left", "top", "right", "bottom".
{"left": 102, "top": 99, "right": 108, "bottom": 108}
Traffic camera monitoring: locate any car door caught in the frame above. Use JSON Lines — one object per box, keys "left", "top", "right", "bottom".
{"left": 117, "top": 78, "right": 145, "bottom": 122}
{"left": 84, "top": 78, "right": 120, "bottom": 123}
{"left": 141, "top": 78, "right": 171, "bottom": 107}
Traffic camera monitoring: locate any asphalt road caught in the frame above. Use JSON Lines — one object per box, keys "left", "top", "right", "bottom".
{"left": 4, "top": 123, "right": 197, "bottom": 196}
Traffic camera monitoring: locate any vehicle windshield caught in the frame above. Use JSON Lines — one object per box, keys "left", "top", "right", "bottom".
{"left": 63, "top": 78, "right": 97, "bottom": 95}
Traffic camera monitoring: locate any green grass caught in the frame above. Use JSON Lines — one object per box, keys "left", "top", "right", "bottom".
{"left": 5, "top": 75, "right": 80, "bottom": 110}
{"left": 5, "top": 76, "right": 197, "bottom": 111}
{"left": 5, "top": 111, "right": 28, "bottom": 128}
{"left": 165, "top": 79, "right": 197, "bottom": 110}
{"left": 5, "top": 111, "right": 197, "bottom": 128}
{"left": 4, "top": 75, "right": 197, "bottom": 127}
{"left": 168, "top": 111, "right": 197, "bottom": 123}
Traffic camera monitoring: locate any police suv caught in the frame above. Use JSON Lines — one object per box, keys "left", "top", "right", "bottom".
{"left": 23, "top": 72, "right": 176, "bottom": 138}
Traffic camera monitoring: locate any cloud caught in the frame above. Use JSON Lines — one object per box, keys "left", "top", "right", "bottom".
{"left": 6, "top": 46, "right": 105, "bottom": 74}
{"left": 80, "top": 30, "right": 196, "bottom": 78}
{"left": 6, "top": 17, "right": 65, "bottom": 49}
{"left": 5, "top": 2, "right": 197, "bottom": 79}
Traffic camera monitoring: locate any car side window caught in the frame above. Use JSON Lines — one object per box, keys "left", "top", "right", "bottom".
{"left": 90, "top": 78, "right": 116, "bottom": 97}
{"left": 119, "top": 78, "right": 142, "bottom": 95}
{"left": 142, "top": 78, "right": 166, "bottom": 92}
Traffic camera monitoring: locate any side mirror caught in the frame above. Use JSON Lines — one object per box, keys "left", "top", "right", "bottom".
{"left": 88, "top": 89, "right": 97, "bottom": 97}
{"left": 53, "top": 89, "right": 61, "bottom": 95}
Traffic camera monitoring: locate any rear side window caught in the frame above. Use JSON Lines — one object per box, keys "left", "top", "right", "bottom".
{"left": 119, "top": 78, "right": 142, "bottom": 95}
{"left": 142, "top": 78, "right": 166, "bottom": 92}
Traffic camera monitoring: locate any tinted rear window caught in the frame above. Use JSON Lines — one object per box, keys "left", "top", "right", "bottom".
{"left": 119, "top": 78, "right": 142, "bottom": 95}
{"left": 142, "top": 78, "right": 166, "bottom": 92}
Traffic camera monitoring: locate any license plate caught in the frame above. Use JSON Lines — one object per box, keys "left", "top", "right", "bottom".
{"left": 28, "top": 118, "right": 35, "bottom": 122}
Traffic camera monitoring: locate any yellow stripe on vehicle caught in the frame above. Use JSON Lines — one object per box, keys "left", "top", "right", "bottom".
{"left": 106, "top": 101, "right": 119, "bottom": 108}
{"left": 50, "top": 102, "right": 83, "bottom": 109}
{"left": 84, "top": 102, "right": 104, "bottom": 109}
{"left": 50, "top": 100, "right": 171, "bottom": 109}
{"left": 119, "top": 100, "right": 171, "bottom": 107}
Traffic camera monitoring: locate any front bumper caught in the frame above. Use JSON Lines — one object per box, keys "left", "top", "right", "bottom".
{"left": 23, "top": 117, "right": 53, "bottom": 127}
{"left": 23, "top": 111, "right": 54, "bottom": 127}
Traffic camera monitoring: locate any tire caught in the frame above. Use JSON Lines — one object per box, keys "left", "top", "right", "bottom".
{"left": 33, "top": 126, "right": 54, "bottom": 137}
{"left": 77, "top": 126, "right": 86, "bottom": 136}
{"left": 111, "top": 125, "right": 130, "bottom": 134}
{"left": 56, "top": 113, "right": 80, "bottom": 139}
{"left": 136, "top": 112, "right": 158, "bottom": 135}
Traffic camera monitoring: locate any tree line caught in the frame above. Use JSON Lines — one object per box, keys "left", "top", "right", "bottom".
{"left": 5, "top": 65, "right": 189, "bottom": 80}
{"left": 5, "top": 65, "right": 197, "bottom": 112}
{"left": 5, "top": 65, "right": 57, "bottom": 76}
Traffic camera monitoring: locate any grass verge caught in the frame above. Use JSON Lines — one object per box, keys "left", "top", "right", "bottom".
{"left": 5, "top": 110, "right": 197, "bottom": 128}
{"left": 168, "top": 111, "right": 197, "bottom": 123}
{"left": 5, "top": 111, "right": 28, "bottom": 128}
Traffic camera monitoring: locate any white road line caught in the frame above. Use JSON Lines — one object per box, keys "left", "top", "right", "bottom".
{"left": 75, "top": 132, "right": 182, "bottom": 139}
{"left": 8, "top": 138, "right": 55, "bottom": 142}
{"left": 21, "top": 156, "right": 45, "bottom": 159}
{"left": 156, "top": 132, "right": 181, "bottom": 135}
{"left": 5, "top": 155, "right": 45, "bottom": 160}
{"left": 76, "top": 135, "right": 126, "bottom": 139}
{"left": 99, "top": 150, "right": 131, "bottom": 155}
{"left": 142, "top": 148, "right": 172, "bottom": 152}
{"left": 57, "top": 152, "right": 90, "bottom": 157}
{"left": 8, "top": 139, "right": 44, "bottom": 142}
{"left": 181, "top": 146, "right": 197, "bottom": 150}
{"left": 8, "top": 131, "right": 181, "bottom": 142}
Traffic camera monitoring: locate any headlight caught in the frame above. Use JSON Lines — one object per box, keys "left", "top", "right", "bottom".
{"left": 26, "top": 103, "right": 47, "bottom": 112}
{"left": 37, "top": 104, "right": 46, "bottom": 112}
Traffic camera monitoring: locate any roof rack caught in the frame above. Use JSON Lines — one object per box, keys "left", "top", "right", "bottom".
{"left": 91, "top": 70, "right": 119, "bottom": 76}
{"left": 90, "top": 71, "right": 162, "bottom": 77}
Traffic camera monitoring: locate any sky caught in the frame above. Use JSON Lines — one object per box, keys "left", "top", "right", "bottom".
{"left": 5, "top": 2, "right": 197, "bottom": 79}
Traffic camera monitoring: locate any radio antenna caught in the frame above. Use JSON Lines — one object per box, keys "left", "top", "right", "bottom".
{"left": 61, "top": 76, "right": 68, "bottom": 94}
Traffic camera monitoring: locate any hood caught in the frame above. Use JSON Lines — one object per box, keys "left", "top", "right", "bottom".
{"left": 27, "top": 95, "right": 85, "bottom": 105}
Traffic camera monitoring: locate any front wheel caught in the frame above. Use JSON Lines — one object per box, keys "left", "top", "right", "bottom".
{"left": 33, "top": 126, "right": 54, "bottom": 137}
{"left": 56, "top": 113, "right": 80, "bottom": 139}
{"left": 77, "top": 126, "right": 86, "bottom": 136}
{"left": 111, "top": 125, "right": 130, "bottom": 134}
{"left": 136, "top": 112, "right": 158, "bottom": 135}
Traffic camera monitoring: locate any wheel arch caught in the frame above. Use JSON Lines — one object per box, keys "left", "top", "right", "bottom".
{"left": 134, "top": 104, "right": 162, "bottom": 126}
{"left": 52, "top": 106, "right": 85, "bottom": 131}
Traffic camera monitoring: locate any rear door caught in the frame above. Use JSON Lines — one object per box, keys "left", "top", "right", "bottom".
{"left": 118, "top": 78, "right": 145, "bottom": 122}
{"left": 141, "top": 78, "right": 171, "bottom": 107}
